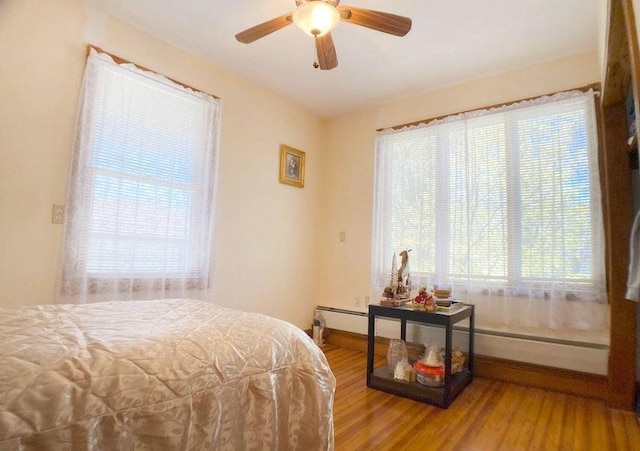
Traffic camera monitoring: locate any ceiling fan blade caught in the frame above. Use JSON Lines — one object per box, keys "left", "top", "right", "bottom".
{"left": 235, "top": 13, "right": 293, "bottom": 43}
{"left": 338, "top": 6, "right": 412, "bottom": 36}
{"left": 315, "top": 33, "right": 338, "bottom": 70}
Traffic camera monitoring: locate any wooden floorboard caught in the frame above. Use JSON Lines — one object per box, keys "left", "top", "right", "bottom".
{"left": 321, "top": 344, "right": 640, "bottom": 450}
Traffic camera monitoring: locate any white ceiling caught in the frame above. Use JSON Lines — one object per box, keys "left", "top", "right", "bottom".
{"left": 87, "top": 0, "right": 600, "bottom": 117}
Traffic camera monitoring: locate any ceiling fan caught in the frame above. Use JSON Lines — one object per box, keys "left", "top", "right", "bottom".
{"left": 235, "top": 0, "right": 412, "bottom": 70}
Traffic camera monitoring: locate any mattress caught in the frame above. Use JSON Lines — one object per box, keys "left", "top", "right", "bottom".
{"left": 0, "top": 299, "right": 335, "bottom": 450}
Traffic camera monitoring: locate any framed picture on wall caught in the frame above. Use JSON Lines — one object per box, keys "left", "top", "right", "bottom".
{"left": 279, "top": 144, "right": 305, "bottom": 188}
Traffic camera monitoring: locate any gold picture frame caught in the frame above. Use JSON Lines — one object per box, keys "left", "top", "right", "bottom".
{"left": 279, "top": 144, "right": 305, "bottom": 188}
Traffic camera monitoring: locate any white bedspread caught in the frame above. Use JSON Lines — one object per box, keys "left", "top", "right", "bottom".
{"left": 0, "top": 299, "right": 335, "bottom": 450}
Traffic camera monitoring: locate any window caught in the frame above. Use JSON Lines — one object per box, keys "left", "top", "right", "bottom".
{"left": 372, "top": 91, "right": 606, "bottom": 308}
{"left": 58, "top": 50, "right": 221, "bottom": 303}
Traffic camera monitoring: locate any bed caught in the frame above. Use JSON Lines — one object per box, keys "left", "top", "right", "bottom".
{"left": 0, "top": 299, "right": 335, "bottom": 450}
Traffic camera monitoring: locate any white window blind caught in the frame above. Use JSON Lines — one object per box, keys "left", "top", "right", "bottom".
{"left": 58, "top": 50, "right": 221, "bottom": 303}
{"left": 372, "top": 91, "right": 606, "bottom": 329}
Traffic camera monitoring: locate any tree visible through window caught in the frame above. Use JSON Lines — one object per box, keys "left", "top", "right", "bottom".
{"left": 372, "top": 91, "right": 606, "bottom": 305}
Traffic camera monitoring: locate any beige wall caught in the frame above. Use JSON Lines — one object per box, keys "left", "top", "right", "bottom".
{"left": 316, "top": 52, "right": 601, "bottom": 313}
{"left": 0, "top": 0, "right": 324, "bottom": 329}
{"left": 0, "top": 0, "right": 603, "bottom": 334}
{"left": 0, "top": 0, "right": 85, "bottom": 306}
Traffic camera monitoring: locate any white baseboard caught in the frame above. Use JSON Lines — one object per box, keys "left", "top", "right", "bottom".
{"left": 316, "top": 306, "right": 609, "bottom": 375}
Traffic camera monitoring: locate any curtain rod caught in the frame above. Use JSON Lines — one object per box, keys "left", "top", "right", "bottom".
{"left": 376, "top": 82, "right": 601, "bottom": 132}
{"left": 86, "top": 45, "right": 220, "bottom": 100}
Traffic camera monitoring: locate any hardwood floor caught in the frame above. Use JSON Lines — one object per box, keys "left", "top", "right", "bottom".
{"left": 323, "top": 344, "right": 640, "bottom": 450}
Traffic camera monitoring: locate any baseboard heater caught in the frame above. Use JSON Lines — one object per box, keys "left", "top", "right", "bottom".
{"left": 315, "top": 306, "right": 609, "bottom": 375}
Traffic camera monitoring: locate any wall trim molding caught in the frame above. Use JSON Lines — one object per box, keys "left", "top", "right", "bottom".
{"left": 322, "top": 328, "right": 610, "bottom": 402}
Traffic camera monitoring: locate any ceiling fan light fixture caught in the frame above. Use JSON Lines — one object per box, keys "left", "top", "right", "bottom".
{"left": 292, "top": 1, "right": 340, "bottom": 37}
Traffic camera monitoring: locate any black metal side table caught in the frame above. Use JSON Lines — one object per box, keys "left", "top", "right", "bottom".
{"left": 366, "top": 302, "right": 475, "bottom": 408}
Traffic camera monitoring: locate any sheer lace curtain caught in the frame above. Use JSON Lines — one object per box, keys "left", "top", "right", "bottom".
{"left": 372, "top": 90, "right": 609, "bottom": 332}
{"left": 57, "top": 50, "right": 221, "bottom": 304}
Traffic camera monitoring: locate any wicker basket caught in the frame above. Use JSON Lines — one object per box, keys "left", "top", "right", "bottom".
{"left": 451, "top": 350, "right": 466, "bottom": 373}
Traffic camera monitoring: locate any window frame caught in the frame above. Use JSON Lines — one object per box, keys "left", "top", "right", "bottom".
{"left": 59, "top": 48, "right": 221, "bottom": 300}
{"left": 372, "top": 88, "right": 606, "bottom": 303}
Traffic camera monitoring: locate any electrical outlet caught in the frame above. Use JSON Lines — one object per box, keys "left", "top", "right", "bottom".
{"left": 339, "top": 231, "right": 346, "bottom": 242}
{"left": 354, "top": 296, "right": 361, "bottom": 307}
{"left": 51, "top": 204, "right": 65, "bottom": 224}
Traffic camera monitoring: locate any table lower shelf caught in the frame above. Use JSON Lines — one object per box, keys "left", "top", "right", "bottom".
{"left": 367, "top": 365, "right": 473, "bottom": 408}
